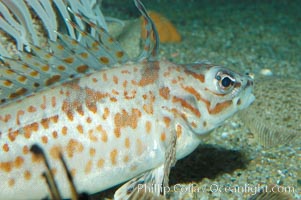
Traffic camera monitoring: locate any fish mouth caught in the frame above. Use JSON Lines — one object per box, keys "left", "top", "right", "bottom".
{"left": 239, "top": 75, "right": 255, "bottom": 108}
{"left": 231, "top": 74, "right": 255, "bottom": 108}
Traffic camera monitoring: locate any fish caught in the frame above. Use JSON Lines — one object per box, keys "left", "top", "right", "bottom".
{"left": 0, "top": 0, "right": 255, "bottom": 199}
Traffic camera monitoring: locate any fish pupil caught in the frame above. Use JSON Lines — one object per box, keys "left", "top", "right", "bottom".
{"left": 222, "top": 77, "right": 232, "bottom": 87}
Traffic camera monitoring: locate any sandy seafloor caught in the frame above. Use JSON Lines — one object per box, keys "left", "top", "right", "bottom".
{"left": 91, "top": 0, "right": 301, "bottom": 199}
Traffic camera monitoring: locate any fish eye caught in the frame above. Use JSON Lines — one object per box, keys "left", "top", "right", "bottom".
{"left": 216, "top": 72, "right": 235, "bottom": 92}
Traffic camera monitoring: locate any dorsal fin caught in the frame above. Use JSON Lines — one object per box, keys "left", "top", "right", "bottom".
{"left": 0, "top": 1, "right": 129, "bottom": 106}
{"left": 0, "top": 0, "right": 158, "bottom": 106}
{"left": 134, "top": 0, "right": 160, "bottom": 62}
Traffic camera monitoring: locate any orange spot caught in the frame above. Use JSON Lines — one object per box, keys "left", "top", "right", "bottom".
{"left": 52, "top": 131, "right": 58, "bottom": 139}
{"left": 8, "top": 130, "right": 19, "bottom": 142}
{"left": 51, "top": 115, "right": 59, "bottom": 123}
{"left": 161, "top": 132, "right": 166, "bottom": 141}
{"left": 86, "top": 117, "right": 92, "bottom": 123}
{"left": 45, "top": 75, "right": 61, "bottom": 86}
{"left": 163, "top": 117, "right": 171, "bottom": 128}
{"left": 8, "top": 179, "right": 15, "bottom": 187}
{"left": 0, "top": 114, "right": 11, "bottom": 123}
{"left": 71, "top": 169, "right": 76, "bottom": 177}
{"left": 124, "top": 90, "right": 137, "bottom": 100}
{"left": 123, "top": 80, "right": 128, "bottom": 88}
{"left": 62, "top": 100, "right": 74, "bottom": 121}
{"left": 123, "top": 155, "right": 130, "bottom": 163}
{"left": 112, "top": 89, "right": 119, "bottom": 95}
{"left": 57, "top": 65, "right": 66, "bottom": 71}
{"left": 121, "top": 70, "right": 130, "bottom": 74}
{"left": 116, "top": 51, "right": 124, "bottom": 58}
{"left": 96, "top": 125, "right": 108, "bottom": 142}
{"left": 99, "top": 57, "right": 109, "bottom": 64}
{"left": 125, "top": 137, "right": 130, "bottom": 149}
{"left": 102, "top": 73, "right": 108, "bottom": 81}
{"left": 141, "top": 11, "right": 181, "bottom": 43}
{"left": 62, "top": 126, "right": 68, "bottom": 135}
{"left": 40, "top": 96, "right": 47, "bottom": 110}
{"left": 85, "top": 100, "right": 97, "bottom": 114}
{"left": 41, "top": 65, "right": 49, "bottom": 71}
{"left": 143, "top": 104, "right": 153, "bottom": 115}
{"left": 159, "top": 87, "right": 170, "bottom": 100}
{"left": 114, "top": 109, "right": 141, "bottom": 138}
{"left": 14, "top": 156, "right": 24, "bottom": 168}
{"left": 23, "top": 122, "right": 39, "bottom": 139}
{"left": 85, "top": 88, "right": 109, "bottom": 109}
{"left": 41, "top": 118, "right": 50, "bottom": 129}
{"left": 3, "top": 80, "right": 12, "bottom": 86}
{"left": 57, "top": 44, "right": 64, "bottom": 50}
{"left": 30, "top": 70, "right": 39, "bottom": 77}
{"left": 77, "top": 124, "right": 84, "bottom": 134}
{"left": 3, "top": 144, "right": 9, "bottom": 152}
{"left": 92, "top": 78, "right": 98, "bottom": 83}
{"left": 89, "top": 148, "right": 96, "bottom": 157}
{"left": 16, "top": 110, "right": 25, "bottom": 125}
{"left": 89, "top": 128, "right": 98, "bottom": 141}
{"left": 50, "top": 146, "right": 61, "bottom": 160}
{"left": 136, "top": 139, "right": 144, "bottom": 156}
{"left": 73, "top": 100, "right": 84, "bottom": 116}
{"left": 113, "top": 76, "right": 118, "bottom": 84}
{"left": 66, "top": 139, "right": 84, "bottom": 157}
{"left": 27, "top": 105, "right": 37, "bottom": 113}
{"left": 77, "top": 65, "right": 89, "bottom": 73}
{"left": 145, "top": 121, "right": 152, "bottom": 134}
{"left": 24, "top": 170, "right": 31, "bottom": 180}
{"left": 97, "top": 159, "right": 104, "bottom": 168}
{"left": 110, "top": 149, "right": 118, "bottom": 165}
{"left": 41, "top": 136, "right": 48, "bottom": 144}
{"left": 17, "top": 76, "right": 27, "bottom": 83}
{"left": 23, "top": 145, "right": 29, "bottom": 154}
{"left": 110, "top": 97, "right": 117, "bottom": 102}
{"left": 80, "top": 52, "right": 88, "bottom": 58}
{"left": 85, "top": 160, "right": 92, "bottom": 174}
{"left": 9, "top": 87, "right": 28, "bottom": 99}
{"left": 0, "top": 161, "right": 13, "bottom": 172}
{"left": 63, "top": 57, "right": 74, "bottom": 64}
{"left": 51, "top": 96, "right": 56, "bottom": 107}
{"left": 103, "top": 107, "right": 110, "bottom": 120}
{"left": 191, "top": 122, "right": 197, "bottom": 128}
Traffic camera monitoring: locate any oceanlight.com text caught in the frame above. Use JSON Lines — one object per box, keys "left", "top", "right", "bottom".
{"left": 137, "top": 183, "right": 295, "bottom": 196}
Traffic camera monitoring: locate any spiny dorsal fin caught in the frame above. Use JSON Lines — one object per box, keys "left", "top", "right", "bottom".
{"left": 0, "top": 3, "right": 129, "bottom": 106}
{"left": 134, "top": 0, "right": 160, "bottom": 62}
{"left": 0, "top": 0, "right": 158, "bottom": 106}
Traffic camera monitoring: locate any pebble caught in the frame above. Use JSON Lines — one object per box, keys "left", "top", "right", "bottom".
{"left": 259, "top": 68, "right": 273, "bottom": 76}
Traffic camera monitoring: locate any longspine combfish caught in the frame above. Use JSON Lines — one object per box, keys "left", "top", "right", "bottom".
{"left": 0, "top": 0, "right": 255, "bottom": 199}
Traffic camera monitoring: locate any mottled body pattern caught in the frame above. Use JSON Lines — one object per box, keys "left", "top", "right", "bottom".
{"left": 0, "top": 0, "right": 254, "bottom": 199}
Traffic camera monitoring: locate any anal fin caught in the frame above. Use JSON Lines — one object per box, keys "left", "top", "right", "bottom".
{"left": 114, "top": 166, "right": 166, "bottom": 200}
{"left": 114, "top": 128, "right": 177, "bottom": 200}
